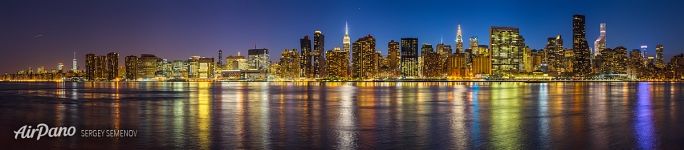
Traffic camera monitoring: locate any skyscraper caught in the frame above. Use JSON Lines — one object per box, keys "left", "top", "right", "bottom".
{"left": 248, "top": 48, "right": 270, "bottom": 70}
{"left": 139, "top": 54, "right": 158, "bottom": 79}
{"left": 342, "top": 22, "right": 352, "bottom": 78}
{"left": 545, "top": 35, "right": 564, "bottom": 75}
{"left": 628, "top": 49, "right": 643, "bottom": 78}
{"left": 387, "top": 40, "right": 400, "bottom": 76}
{"left": 594, "top": 23, "right": 607, "bottom": 56}
{"left": 351, "top": 35, "right": 376, "bottom": 79}
{"left": 656, "top": 44, "right": 665, "bottom": 69}
{"left": 198, "top": 57, "right": 214, "bottom": 79}
{"left": 85, "top": 53, "right": 96, "bottom": 80}
{"left": 217, "top": 50, "right": 223, "bottom": 66}
{"left": 313, "top": 30, "right": 325, "bottom": 78}
{"left": 300, "top": 35, "right": 313, "bottom": 78}
{"left": 95, "top": 55, "right": 107, "bottom": 80}
{"left": 85, "top": 53, "right": 107, "bottom": 80}
{"left": 106, "top": 52, "right": 119, "bottom": 80}
{"left": 421, "top": 44, "right": 440, "bottom": 77}
{"left": 469, "top": 36, "right": 478, "bottom": 54}
{"left": 400, "top": 38, "right": 419, "bottom": 78}
{"left": 572, "top": 15, "right": 591, "bottom": 77}
{"left": 436, "top": 43, "right": 452, "bottom": 76}
{"left": 124, "top": 55, "right": 138, "bottom": 80}
{"left": 278, "top": 49, "right": 301, "bottom": 79}
{"left": 343, "top": 22, "right": 351, "bottom": 53}
{"left": 471, "top": 45, "right": 492, "bottom": 76}
{"left": 326, "top": 47, "right": 348, "bottom": 79}
{"left": 490, "top": 26, "right": 526, "bottom": 75}
{"left": 72, "top": 51, "right": 78, "bottom": 72}
{"left": 456, "top": 24, "right": 464, "bottom": 52}
{"left": 225, "top": 55, "right": 248, "bottom": 70}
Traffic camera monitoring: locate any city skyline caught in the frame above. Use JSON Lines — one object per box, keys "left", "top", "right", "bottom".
{"left": 2, "top": 0, "right": 683, "bottom": 73}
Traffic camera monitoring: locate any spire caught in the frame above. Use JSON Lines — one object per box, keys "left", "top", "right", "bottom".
{"left": 345, "top": 21, "right": 349, "bottom": 35}
{"left": 456, "top": 24, "right": 462, "bottom": 42}
{"left": 456, "top": 24, "right": 463, "bottom": 52}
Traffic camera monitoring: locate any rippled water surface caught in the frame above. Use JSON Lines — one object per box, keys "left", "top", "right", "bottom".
{"left": 1, "top": 82, "right": 683, "bottom": 149}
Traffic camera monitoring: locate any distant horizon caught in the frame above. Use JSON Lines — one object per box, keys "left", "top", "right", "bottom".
{"left": 2, "top": 0, "right": 683, "bottom": 73}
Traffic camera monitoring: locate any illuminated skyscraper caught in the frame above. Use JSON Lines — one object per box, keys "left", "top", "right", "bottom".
{"left": 248, "top": 48, "right": 270, "bottom": 70}
{"left": 564, "top": 49, "right": 575, "bottom": 74}
{"left": 656, "top": 44, "right": 665, "bottom": 69}
{"left": 436, "top": 43, "right": 452, "bottom": 76}
{"left": 313, "top": 30, "right": 325, "bottom": 78}
{"left": 641, "top": 45, "right": 648, "bottom": 59}
{"left": 421, "top": 44, "right": 440, "bottom": 77}
{"left": 594, "top": 23, "right": 607, "bottom": 56}
{"left": 139, "top": 54, "right": 158, "bottom": 79}
{"left": 217, "top": 50, "right": 223, "bottom": 66}
{"left": 300, "top": 35, "right": 313, "bottom": 78}
{"left": 325, "top": 47, "right": 348, "bottom": 79}
{"left": 447, "top": 52, "right": 469, "bottom": 78}
{"left": 400, "top": 38, "right": 419, "bottom": 78}
{"left": 387, "top": 40, "right": 400, "bottom": 76}
{"left": 225, "top": 54, "right": 248, "bottom": 70}
{"left": 343, "top": 22, "right": 351, "bottom": 53}
{"left": 469, "top": 36, "right": 478, "bottom": 54}
{"left": 545, "top": 35, "right": 564, "bottom": 74}
{"left": 523, "top": 46, "right": 533, "bottom": 72}
{"left": 85, "top": 53, "right": 108, "bottom": 81}
{"left": 456, "top": 24, "right": 463, "bottom": 52}
{"left": 278, "top": 49, "right": 301, "bottom": 79}
{"left": 72, "top": 51, "right": 78, "bottom": 72}
{"left": 573, "top": 15, "right": 591, "bottom": 77}
{"left": 531, "top": 49, "right": 544, "bottom": 72}
{"left": 124, "top": 55, "right": 138, "bottom": 80}
{"left": 95, "top": 55, "right": 107, "bottom": 80}
{"left": 351, "top": 35, "right": 376, "bottom": 79}
{"left": 198, "top": 57, "right": 214, "bottom": 79}
{"left": 106, "top": 52, "right": 119, "bottom": 80}
{"left": 490, "top": 26, "right": 526, "bottom": 75}
{"left": 598, "top": 46, "right": 627, "bottom": 74}
{"left": 629, "top": 49, "right": 643, "bottom": 78}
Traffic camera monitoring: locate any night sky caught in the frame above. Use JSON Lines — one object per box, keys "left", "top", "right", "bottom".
{"left": 2, "top": 0, "right": 683, "bottom": 73}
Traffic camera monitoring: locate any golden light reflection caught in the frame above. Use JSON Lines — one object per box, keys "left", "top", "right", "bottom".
{"left": 490, "top": 82, "right": 522, "bottom": 149}
{"left": 196, "top": 82, "right": 211, "bottom": 149}
{"left": 337, "top": 84, "right": 356, "bottom": 150}
{"left": 451, "top": 83, "right": 468, "bottom": 149}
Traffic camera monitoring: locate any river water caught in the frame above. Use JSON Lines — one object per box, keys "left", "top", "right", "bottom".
{"left": 1, "top": 82, "right": 683, "bottom": 149}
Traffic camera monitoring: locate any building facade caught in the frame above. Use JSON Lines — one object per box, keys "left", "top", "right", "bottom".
{"left": 572, "top": 15, "right": 592, "bottom": 77}
{"left": 490, "top": 26, "right": 526, "bottom": 75}
{"left": 400, "top": 38, "right": 419, "bottom": 78}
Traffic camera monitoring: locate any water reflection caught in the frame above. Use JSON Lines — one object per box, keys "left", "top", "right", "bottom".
{"left": 0, "top": 82, "right": 683, "bottom": 149}
{"left": 636, "top": 83, "right": 655, "bottom": 150}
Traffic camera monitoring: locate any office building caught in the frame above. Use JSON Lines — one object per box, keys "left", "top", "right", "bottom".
{"left": 573, "top": 15, "right": 592, "bottom": 77}
{"left": 352, "top": 35, "right": 377, "bottom": 79}
{"left": 248, "top": 48, "right": 270, "bottom": 70}
{"left": 106, "top": 52, "right": 119, "bottom": 80}
{"left": 124, "top": 55, "right": 138, "bottom": 80}
{"left": 300, "top": 35, "right": 313, "bottom": 78}
{"left": 313, "top": 30, "right": 325, "bottom": 78}
{"left": 490, "top": 26, "right": 526, "bottom": 75}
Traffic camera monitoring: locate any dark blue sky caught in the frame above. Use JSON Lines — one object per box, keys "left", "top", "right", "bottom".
{"left": 1, "top": 0, "right": 683, "bottom": 73}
